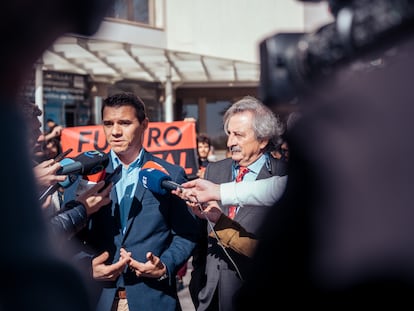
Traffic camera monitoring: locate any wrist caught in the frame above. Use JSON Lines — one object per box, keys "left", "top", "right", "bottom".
{"left": 157, "top": 264, "right": 168, "bottom": 281}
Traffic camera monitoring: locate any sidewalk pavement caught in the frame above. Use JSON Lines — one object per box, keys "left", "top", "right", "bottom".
{"left": 178, "top": 258, "right": 195, "bottom": 311}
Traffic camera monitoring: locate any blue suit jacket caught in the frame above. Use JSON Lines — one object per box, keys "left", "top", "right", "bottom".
{"left": 76, "top": 149, "right": 200, "bottom": 311}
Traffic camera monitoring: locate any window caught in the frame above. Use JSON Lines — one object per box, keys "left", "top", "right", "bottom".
{"left": 107, "top": 0, "right": 150, "bottom": 25}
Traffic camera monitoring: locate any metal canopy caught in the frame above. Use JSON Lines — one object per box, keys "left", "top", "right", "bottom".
{"left": 42, "top": 36, "right": 260, "bottom": 86}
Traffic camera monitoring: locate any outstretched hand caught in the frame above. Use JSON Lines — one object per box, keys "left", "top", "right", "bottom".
{"left": 171, "top": 178, "right": 221, "bottom": 203}
{"left": 120, "top": 248, "right": 166, "bottom": 279}
{"left": 76, "top": 180, "right": 113, "bottom": 216}
{"left": 92, "top": 251, "right": 131, "bottom": 281}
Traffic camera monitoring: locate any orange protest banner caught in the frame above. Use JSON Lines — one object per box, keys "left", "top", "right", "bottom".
{"left": 60, "top": 121, "right": 198, "bottom": 178}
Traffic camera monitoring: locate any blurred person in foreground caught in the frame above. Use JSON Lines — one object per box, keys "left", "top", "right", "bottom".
{"left": 191, "top": 95, "right": 287, "bottom": 311}
{"left": 20, "top": 100, "right": 113, "bottom": 240}
{"left": 236, "top": 0, "right": 414, "bottom": 309}
{"left": 0, "top": 0, "right": 114, "bottom": 310}
{"left": 69, "top": 92, "right": 200, "bottom": 311}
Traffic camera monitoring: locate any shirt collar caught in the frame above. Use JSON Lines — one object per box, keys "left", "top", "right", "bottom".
{"left": 245, "top": 154, "right": 266, "bottom": 175}
{"left": 234, "top": 153, "right": 266, "bottom": 176}
{"left": 110, "top": 148, "right": 144, "bottom": 170}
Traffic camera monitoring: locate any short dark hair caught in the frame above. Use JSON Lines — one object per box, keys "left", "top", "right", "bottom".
{"left": 102, "top": 92, "right": 147, "bottom": 123}
{"left": 197, "top": 133, "right": 211, "bottom": 146}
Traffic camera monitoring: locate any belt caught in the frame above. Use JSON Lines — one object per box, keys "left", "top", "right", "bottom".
{"left": 116, "top": 288, "right": 127, "bottom": 299}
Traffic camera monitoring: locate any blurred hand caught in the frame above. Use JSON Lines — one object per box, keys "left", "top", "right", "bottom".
{"left": 120, "top": 248, "right": 166, "bottom": 279}
{"left": 172, "top": 178, "right": 221, "bottom": 203}
{"left": 191, "top": 200, "right": 223, "bottom": 223}
{"left": 33, "top": 159, "right": 67, "bottom": 188}
{"left": 92, "top": 251, "right": 131, "bottom": 281}
{"left": 76, "top": 180, "right": 112, "bottom": 216}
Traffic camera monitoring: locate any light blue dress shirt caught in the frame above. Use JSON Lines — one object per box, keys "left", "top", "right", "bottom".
{"left": 110, "top": 149, "right": 144, "bottom": 234}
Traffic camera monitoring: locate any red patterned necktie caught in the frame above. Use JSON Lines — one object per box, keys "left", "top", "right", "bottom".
{"left": 228, "top": 166, "right": 249, "bottom": 219}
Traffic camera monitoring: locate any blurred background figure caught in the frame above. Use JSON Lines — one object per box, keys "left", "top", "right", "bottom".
{"left": 270, "top": 140, "right": 289, "bottom": 162}
{"left": 236, "top": 0, "right": 414, "bottom": 309}
{"left": 0, "top": 0, "right": 115, "bottom": 310}
{"left": 45, "top": 137, "right": 63, "bottom": 160}
{"left": 196, "top": 133, "right": 212, "bottom": 179}
{"left": 44, "top": 118, "right": 63, "bottom": 142}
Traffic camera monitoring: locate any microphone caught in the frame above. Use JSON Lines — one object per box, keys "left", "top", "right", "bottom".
{"left": 39, "top": 150, "right": 109, "bottom": 201}
{"left": 139, "top": 161, "right": 182, "bottom": 195}
{"left": 56, "top": 150, "right": 109, "bottom": 176}
{"left": 38, "top": 158, "right": 78, "bottom": 201}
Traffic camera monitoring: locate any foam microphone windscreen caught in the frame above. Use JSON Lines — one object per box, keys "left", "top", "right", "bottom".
{"left": 72, "top": 150, "right": 109, "bottom": 175}
{"left": 57, "top": 150, "right": 109, "bottom": 176}
{"left": 140, "top": 161, "right": 177, "bottom": 195}
{"left": 139, "top": 167, "right": 171, "bottom": 195}
{"left": 59, "top": 158, "right": 78, "bottom": 188}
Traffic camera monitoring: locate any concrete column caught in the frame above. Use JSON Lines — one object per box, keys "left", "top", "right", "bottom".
{"left": 93, "top": 96, "right": 103, "bottom": 124}
{"left": 35, "top": 61, "right": 44, "bottom": 129}
{"left": 164, "top": 63, "right": 174, "bottom": 122}
{"left": 198, "top": 97, "right": 207, "bottom": 133}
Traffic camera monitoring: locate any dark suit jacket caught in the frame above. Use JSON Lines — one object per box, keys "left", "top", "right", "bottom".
{"left": 76, "top": 149, "right": 200, "bottom": 311}
{"left": 196, "top": 155, "right": 286, "bottom": 311}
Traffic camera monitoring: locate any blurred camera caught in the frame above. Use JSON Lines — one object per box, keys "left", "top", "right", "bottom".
{"left": 259, "top": 0, "right": 414, "bottom": 107}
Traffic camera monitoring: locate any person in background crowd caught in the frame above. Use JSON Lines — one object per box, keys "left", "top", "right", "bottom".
{"left": 70, "top": 92, "right": 200, "bottom": 311}
{"left": 270, "top": 111, "right": 301, "bottom": 162}
{"left": 271, "top": 140, "right": 289, "bottom": 162}
{"left": 44, "top": 118, "right": 63, "bottom": 141}
{"left": 45, "top": 137, "right": 63, "bottom": 160}
{"left": 196, "top": 133, "right": 212, "bottom": 179}
{"left": 0, "top": 0, "right": 115, "bottom": 310}
{"left": 192, "top": 95, "right": 287, "bottom": 311}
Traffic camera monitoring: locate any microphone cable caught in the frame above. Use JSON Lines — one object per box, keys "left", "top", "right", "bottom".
{"left": 193, "top": 196, "right": 244, "bottom": 281}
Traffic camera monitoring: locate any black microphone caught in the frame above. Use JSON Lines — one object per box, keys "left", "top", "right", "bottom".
{"left": 139, "top": 161, "right": 182, "bottom": 195}
{"left": 39, "top": 151, "right": 108, "bottom": 201}
{"left": 56, "top": 150, "right": 109, "bottom": 176}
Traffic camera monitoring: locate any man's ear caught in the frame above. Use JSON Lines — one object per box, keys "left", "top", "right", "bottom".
{"left": 141, "top": 118, "right": 149, "bottom": 131}
{"left": 259, "top": 139, "right": 269, "bottom": 151}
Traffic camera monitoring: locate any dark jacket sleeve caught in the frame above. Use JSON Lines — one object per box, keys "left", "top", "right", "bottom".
{"left": 49, "top": 200, "right": 88, "bottom": 238}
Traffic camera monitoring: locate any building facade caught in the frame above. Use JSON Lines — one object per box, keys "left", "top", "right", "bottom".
{"left": 25, "top": 0, "right": 332, "bottom": 149}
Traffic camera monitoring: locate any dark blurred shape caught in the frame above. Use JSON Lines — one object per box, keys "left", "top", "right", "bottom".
{"left": 0, "top": 1, "right": 114, "bottom": 311}
{"left": 236, "top": 0, "right": 414, "bottom": 309}
{"left": 259, "top": 0, "right": 414, "bottom": 107}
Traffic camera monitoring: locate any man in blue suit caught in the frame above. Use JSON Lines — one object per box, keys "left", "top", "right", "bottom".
{"left": 76, "top": 92, "right": 200, "bottom": 311}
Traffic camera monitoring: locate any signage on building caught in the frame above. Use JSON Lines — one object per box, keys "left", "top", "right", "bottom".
{"left": 60, "top": 121, "right": 198, "bottom": 178}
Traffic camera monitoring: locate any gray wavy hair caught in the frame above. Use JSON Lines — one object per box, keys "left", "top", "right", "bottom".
{"left": 223, "top": 96, "right": 284, "bottom": 149}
